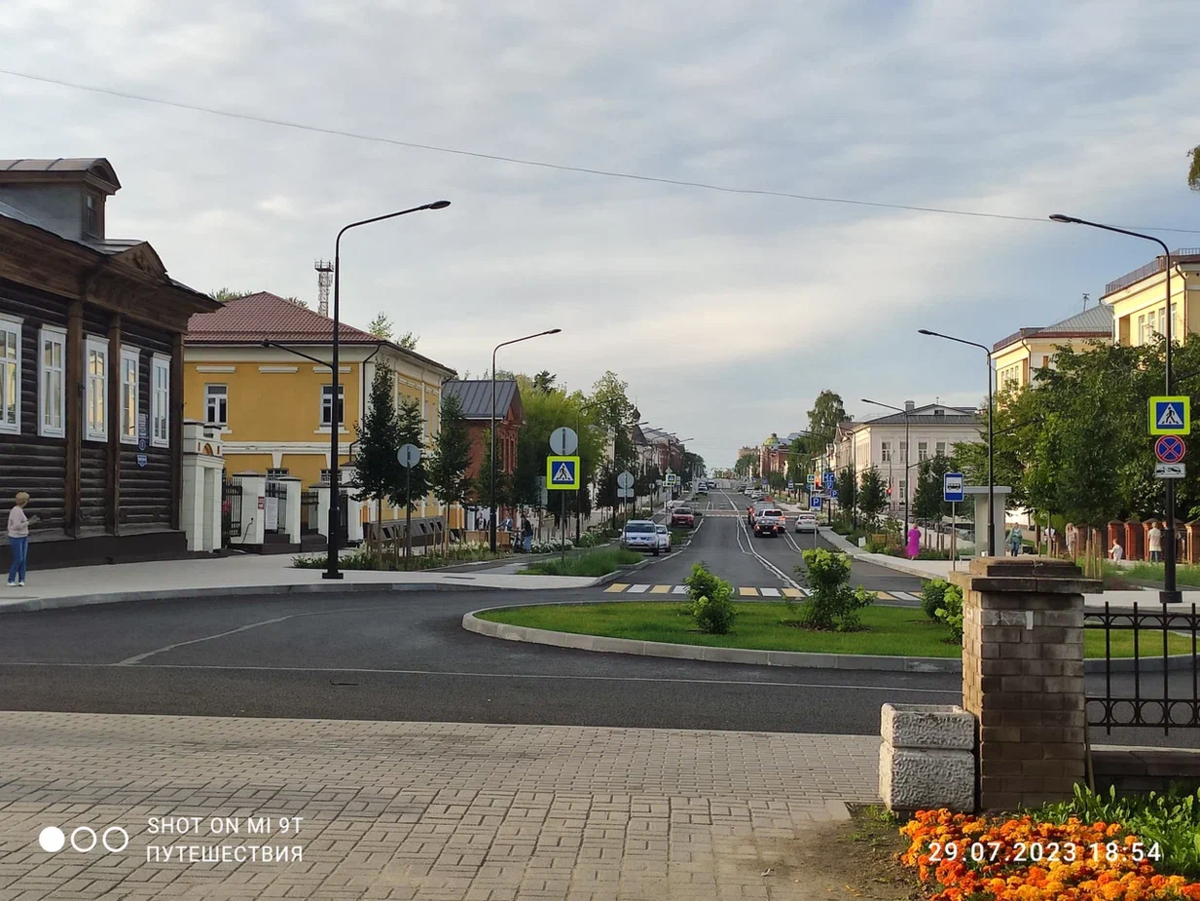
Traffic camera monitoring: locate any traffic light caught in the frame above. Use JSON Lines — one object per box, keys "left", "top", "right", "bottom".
{"left": 886, "top": 485, "right": 892, "bottom": 497}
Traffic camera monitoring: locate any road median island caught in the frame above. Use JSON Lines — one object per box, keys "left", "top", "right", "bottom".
{"left": 464, "top": 601, "right": 1193, "bottom": 672}
{"left": 520, "top": 548, "right": 646, "bottom": 577}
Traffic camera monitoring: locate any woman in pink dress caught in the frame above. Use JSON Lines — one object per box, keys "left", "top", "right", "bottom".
{"left": 906, "top": 526, "right": 921, "bottom": 560}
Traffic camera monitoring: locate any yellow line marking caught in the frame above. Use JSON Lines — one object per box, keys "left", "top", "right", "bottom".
{"left": 739, "top": 587, "right": 758, "bottom": 597}
{"left": 876, "top": 591, "right": 896, "bottom": 600}
{"left": 781, "top": 588, "right": 802, "bottom": 598}
{"left": 605, "top": 583, "right": 629, "bottom": 593}
{"left": 650, "top": 585, "right": 671, "bottom": 594}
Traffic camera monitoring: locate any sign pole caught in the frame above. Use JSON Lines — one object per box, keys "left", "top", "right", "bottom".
{"left": 951, "top": 501, "right": 956, "bottom": 571}
{"left": 405, "top": 466, "right": 412, "bottom": 566}
{"left": 561, "top": 490, "right": 566, "bottom": 564}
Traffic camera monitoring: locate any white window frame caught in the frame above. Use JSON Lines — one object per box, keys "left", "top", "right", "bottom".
{"left": 151, "top": 354, "right": 170, "bottom": 448}
{"left": 880, "top": 441, "right": 891, "bottom": 463}
{"left": 1137, "top": 313, "right": 1146, "bottom": 346}
{"left": 205, "top": 383, "right": 228, "bottom": 427}
{"left": 0, "top": 315, "right": 22, "bottom": 436}
{"left": 85, "top": 336, "right": 107, "bottom": 441}
{"left": 321, "top": 384, "right": 345, "bottom": 428}
{"left": 38, "top": 326, "right": 66, "bottom": 438}
{"left": 120, "top": 345, "right": 140, "bottom": 445}
{"left": 936, "top": 441, "right": 946, "bottom": 457}
{"left": 918, "top": 441, "right": 928, "bottom": 461}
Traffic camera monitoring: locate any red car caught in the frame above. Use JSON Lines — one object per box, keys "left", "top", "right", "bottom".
{"left": 671, "top": 506, "right": 695, "bottom": 528}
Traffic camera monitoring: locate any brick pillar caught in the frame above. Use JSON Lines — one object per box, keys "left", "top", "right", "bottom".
{"left": 951, "top": 557, "right": 1101, "bottom": 811}
{"left": 1124, "top": 520, "right": 1144, "bottom": 561}
{"left": 1186, "top": 522, "right": 1200, "bottom": 565}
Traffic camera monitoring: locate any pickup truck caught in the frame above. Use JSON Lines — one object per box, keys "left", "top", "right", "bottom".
{"left": 670, "top": 506, "right": 695, "bottom": 528}
{"left": 752, "top": 508, "right": 786, "bottom": 537}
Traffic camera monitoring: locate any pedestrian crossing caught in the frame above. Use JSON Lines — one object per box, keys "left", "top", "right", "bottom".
{"left": 602, "top": 583, "right": 923, "bottom": 601}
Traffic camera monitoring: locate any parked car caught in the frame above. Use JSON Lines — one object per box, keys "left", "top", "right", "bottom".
{"left": 753, "top": 508, "right": 786, "bottom": 537}
{"left": 621, "top": 520, "right": 661, "bottom": 555}
{"left": 794, "top": 512, "right": 819, "bottom": 533}
{"left": 655, "top": 524, "right": 671, "bottom": 553}
{"left": 671, "top": 506, "right": 695, "bottom": 528}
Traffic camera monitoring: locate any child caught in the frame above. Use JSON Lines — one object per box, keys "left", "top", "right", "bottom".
{"left": 7, "top": 492, "right": 38, "bottom": 587}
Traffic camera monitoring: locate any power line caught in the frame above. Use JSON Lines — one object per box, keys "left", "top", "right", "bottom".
{"left": 4, "top": 66, "right": 1200, "bottom": 235}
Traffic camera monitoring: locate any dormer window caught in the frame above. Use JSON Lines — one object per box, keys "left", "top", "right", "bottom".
{"left": 83, "top": 193, "right": 100, "bottom": 237}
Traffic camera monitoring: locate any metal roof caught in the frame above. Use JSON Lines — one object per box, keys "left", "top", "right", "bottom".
{"left": 855, "top": 404, "right": 978, "bottom": 428}
{"left": 0, "top": 158, "right": 120, "bottom": 190}
{"left": 1039, "top": 304, "right": 1112, "bottom": 335}
{"left": 442, "top": 380, "right": 520, "bottom": 420}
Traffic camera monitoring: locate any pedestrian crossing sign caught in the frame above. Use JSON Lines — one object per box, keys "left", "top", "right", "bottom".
{"left": 1150, "top": 396, "right": 1190, "bottom": 435}
{"left": 546, "top": 455, "right": 580, "bottom": 490}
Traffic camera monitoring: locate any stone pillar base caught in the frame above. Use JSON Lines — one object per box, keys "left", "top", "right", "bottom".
{"left": 879, "top": 703, "right": 975, "bottom": 813}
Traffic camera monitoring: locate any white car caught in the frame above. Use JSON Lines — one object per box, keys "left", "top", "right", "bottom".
{"left": 655, "top": 524, "right": 671, "bottom": 553}
{"left": 621, "top": 520, "right": 661, "bottom": 555}
{"left": 794, "top": 513, "right": 819, "bottom": 533}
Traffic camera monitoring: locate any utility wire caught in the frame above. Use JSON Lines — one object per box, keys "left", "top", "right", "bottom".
{"left": 4, "top": 67, "right": 1199, "bottom": 235}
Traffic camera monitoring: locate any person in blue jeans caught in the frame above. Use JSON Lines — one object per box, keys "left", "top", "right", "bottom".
{"left": 521, "top": 516, "right": 533, "bottom": 553}
{"left": 7, "top": 491, "right": 36, "bottom": 587}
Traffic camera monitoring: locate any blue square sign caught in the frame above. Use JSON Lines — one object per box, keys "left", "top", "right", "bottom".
{"left": 943, "top": 472, "right": 965, "bottom": 503}
{"left": 810, "top": 495, "right": 822, "bottom": 510}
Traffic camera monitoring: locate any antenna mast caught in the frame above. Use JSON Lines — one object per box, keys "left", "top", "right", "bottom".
{"left": 314, "top": 260, "right": 333, "bottom": 318}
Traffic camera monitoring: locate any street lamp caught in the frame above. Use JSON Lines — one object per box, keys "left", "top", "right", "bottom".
{"left": 862, "top": 398, "right": 914, "bottom": 541}
{"left": 490, "top": 329, "right": 561, "bottom": 552}
{"left": 917, "top": 329, "right": 996, "bottom": 556}
{"left": 324, "top": 199, "right": 451, "bottom": 581}
{"left": 1050, "top": 213, "right": 1181, "bottom": 604}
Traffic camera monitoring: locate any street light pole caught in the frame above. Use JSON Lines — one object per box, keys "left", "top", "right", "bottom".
{"left": 862, "top": 398, "right": 913, "bottom": 541}
{"left": 1050, "top": 214, "right": 1180, "bottom": 603}
{"left": 575, "top": 400, "right": 603, "bottom": 543}
{"left": 324, "top": 199, "right": 451, "bottom": 581}
{"left": 916, "top": 330, "right": 995, "bottom": 556}
{"left": 489, "top": 329, "right": 562, "bottom": 552}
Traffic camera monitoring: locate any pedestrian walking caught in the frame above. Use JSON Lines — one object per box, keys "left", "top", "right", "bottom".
{"left": 1007, "top": 525, "right": 1023, "bottom": 557}
{"left": 906, "top": 526, "right": 920, "bottom": 560}
{"left": 1148, "top": 521, "right": 1163, "bottom": 564}
{"left": 521, "top": 516, "right": 533, "bottom": 553}
{"left": 1109, "top": 539, "right": 1124, "bottom": 563}
{"left": 7, "top": 492, "right": 37, "bottom": 587}
{"left": 1046, "top": 525, "right": 1057, "bottom": 556}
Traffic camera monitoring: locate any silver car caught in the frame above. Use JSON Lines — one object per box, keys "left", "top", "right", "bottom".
{"left": 621, "top": 520, "right": 660, "bottom": 555}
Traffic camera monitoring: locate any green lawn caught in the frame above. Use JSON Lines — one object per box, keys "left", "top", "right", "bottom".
{"left": 520, "top": 548, "right": 643, "bottom": 577}
{"left": 476, "top": 602, "right": 1195, "bottom": 659}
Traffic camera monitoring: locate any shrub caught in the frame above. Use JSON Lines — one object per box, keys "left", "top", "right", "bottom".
{"left": 522, "top": 548, "right": 640, "bottom": 577}
{"left": 935, "top": 584, "right": 964, "bottom": 641}
{"left": 921, "top": 579, "right": 949, "bottom": 621}
{"left": 683, "top": 561, "right": 723, "bottom": 604}
{"left": 795, "top": 548, "right": 874, "bottom": 631}
{"left": 530, "top": 538, "right": 573, "bottom": 554}
{"left": 692, "top": 582, "right": 736, "bottom": 634}
{"left": 292, "top": 548, "right": 381, "bottom": 570}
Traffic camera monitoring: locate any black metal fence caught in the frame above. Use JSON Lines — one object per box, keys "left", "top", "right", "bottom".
{"left": 301, "top": 490, "right": 320, "bottom": 532}
{"left": 264, "top": 481, "right": 287, "bottom": 534}
{"left": 1086, "top": 602, "right": 1200, "bottom": 734}
{"left": 221, "top": 479, "right": 242, "bottom": 545}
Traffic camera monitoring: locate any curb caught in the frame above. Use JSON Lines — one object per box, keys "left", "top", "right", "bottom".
{"left": 461, "top": 603, "right": 1196, "bottom": 674}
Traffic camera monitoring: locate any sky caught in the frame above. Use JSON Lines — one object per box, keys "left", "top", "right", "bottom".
{"left": 3, "top": 0, "right": 1199, "bottom": 468}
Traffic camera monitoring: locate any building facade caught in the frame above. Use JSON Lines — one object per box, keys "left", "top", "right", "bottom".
{"left": 0, "top": 158, "right": 218, "bottom": 567}
{"left": 440, "top": 379, "right": 523, "bottom": 526}
{"left": 991, "top": 305, "right": 1113, "bottom": 392}
{"left": 1101, "top": 250, "right": 1200, "bottom": 347}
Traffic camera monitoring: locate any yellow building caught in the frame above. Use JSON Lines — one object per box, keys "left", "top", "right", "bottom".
{"left": 990, "top": 305, "right": 1113, "bottom": 391}
{"left": 184, "top": 292, "right": 457, "bottom": 525}
{"left": 1101, "top": 250, "right": 1200, "bottom": 347}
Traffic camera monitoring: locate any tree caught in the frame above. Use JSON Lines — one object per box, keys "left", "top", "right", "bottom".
{"left": 734, "top": 453, "right": 757, "bottom": 478}
{"left": 368, "top": 312, "right": 393, "bottom": 339}
{"left": 392, "top": 398, "right": 428, "bottom": 565}
{"left": 836, "top": 465, "right": 858, "bottom": 526}
{"left": 352, "top": 365, "right": 400, "bottom": 559}
{"left": 912, "top": 453, "right": 953, "bottom": 525}
{"left": 532, "top": 371, "right": 557, "bottom": 393}
{"left": 397, "top": 331, "right": 418, "bottom": 350}
{"left": 427, "top": 393, "right": 472, "bottom": 552}
{"left": 806, "top": 390, "right": 847, "bottom": 456}
{"left": 208, "top": 287, "right": 256, "bottom": 303}
{"left": 474, "top": 428, "right": 512, "bottom": 515}
{"left": 859, "top": 466, "right": 887, "bottom": 527}
{"left": 1190, "top": 146, "right": 1200, "bottom": 192}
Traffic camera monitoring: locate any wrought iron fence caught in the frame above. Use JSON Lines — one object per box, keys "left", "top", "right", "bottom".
{"left": 221, "top": 479, "right": 242, "bottom": 545}
{"left": 264, "top": 481, "right": 287, "bottom": 534}
{"left": 301, "top": 490, "right": 320, "bottom": 532}
{"left": 1086, "top": 602, "right": 1200, "bottom": 734}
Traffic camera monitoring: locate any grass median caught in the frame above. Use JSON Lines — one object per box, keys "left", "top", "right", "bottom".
{"left": 520, "top": 548, "right": 645, "bottom": 577}
{"left": 475, "top": 602, "right": 1194, "bottom": 658}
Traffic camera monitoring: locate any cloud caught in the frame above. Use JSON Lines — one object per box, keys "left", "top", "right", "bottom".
{"left": 2, "top": 0, "right": 1199, "bottom": 466}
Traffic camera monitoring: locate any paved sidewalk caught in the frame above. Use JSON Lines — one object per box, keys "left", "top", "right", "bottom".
{"left": 0, "top": 554, "right": 597, "bottom": 614}
{"left": 0, "top": 712, "right": 879, "bottom": 900}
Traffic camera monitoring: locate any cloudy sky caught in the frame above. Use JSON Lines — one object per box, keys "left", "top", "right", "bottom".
{"left": 4, "top": 0, "right": 1199, "bottom": 467}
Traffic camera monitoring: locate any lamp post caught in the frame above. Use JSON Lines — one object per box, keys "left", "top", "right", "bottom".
{"left": 575, "top": 400, "right": 603, "bottom": 543}
{"left": 917, "top": 329, "right": 995, "bottom": 556}
{"left": 1050, "top": 214, "right": 1180, "bottom": 603}
{"left": 324, "top": 199, "right": 451, "bottom": 581}
{"left": 862, "top": 398, "right": 913, "bottom": 541}
{"left": 489, "top": 329, "right": 561, "bottom": 552}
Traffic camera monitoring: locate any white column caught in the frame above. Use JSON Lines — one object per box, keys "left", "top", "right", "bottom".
{"left": 314, "top": 484, "right": 331, "bottom": 539}
{"left": 277, "top": 476, "right": 302, "bottom": 544}
{"left": 181, "top": 459, "right": 203, "bottom": 551}
{"left": 201, "top": 463, "right": 220, "bottom": 552}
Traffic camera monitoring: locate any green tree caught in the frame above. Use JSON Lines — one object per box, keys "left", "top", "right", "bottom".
{"left": 352, "top": 365, "right": 400, "bottom": 559}
{"left": 396, "top": 331, "right": 418, "bottom": 350}
{"left": 474, "top": 428, "right": 512, "bottom": 514}
{"left": 1190, "top": 146, "right": 1200, "bottom": 192}
{"left": 806, "top": 390, "right": 847, "bottom": 455}
{"left": 392, "top": 398, "right": 428, "bottom": 565}
{"left": 734, "top": 453, "right": 757, "bottom": 478}
{"left": 427, "top": 393, "right": 472, "bottom": 552}
{"left": 912, "top": 453, "right": 954, "bottom": 524}
{"left": 532, "top": 370, "right": 557, "bottom": 393}
{"left": 368, "top": 312, "right": 393, "bottom": 339}
{"left": 208, "top": 287, "right": 256, "bottom": 303}
{"left": 835, "top": 465, "right": 858, "bottom": 526}
{"left": 858, "top": 466, "right": 887, "bottom": 527}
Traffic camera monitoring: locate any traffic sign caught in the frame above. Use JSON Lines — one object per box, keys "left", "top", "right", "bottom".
{"left": 1156, "top": 463, "right": 1186, "bottom": 479}
{"left": 1150, "top": 397, "right": 1190, "bottom": 435}
{"left": 810, "top": 495, "right": 822, "bottom": 510}
{"left": 617, "top": 487, "right": 633, "bottom": 498}
{"left": 665, "top": 472, "right": 679, "bottom": 485}
{"left": 822, "top": 471, "right": 835, "bottom": 490}
{"left": 943, "top": 471, "right": 965, "bottom": 503}
{"left": 617, "top": 470, "right": 635, "bottom": 489}
{"left": 1156, "top": 435, "right": 1186, "bottom": 464}
{"left": 546, "top": 455, "right": 580, "bottom": 489}
{"left": 806, "top": 474, "right": 815, "bottom": 487}
{"left": 829, "top": 488, "right": 839, "bottom": 500}
{"left": 397, "top": 444, "right": 421, "bottom": 467}
{"left": 549, "top": 426, "right": 579, "bottom": 455}
{"left": 787, "top": 479, "right": 794, "bottom": 490}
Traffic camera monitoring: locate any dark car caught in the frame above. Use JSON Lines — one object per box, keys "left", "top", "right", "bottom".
{"left": 753, "top": 508, "right": 785, "bottom": 537}
{"left": 671, "top": 506, "right": 695, "bottom": 528}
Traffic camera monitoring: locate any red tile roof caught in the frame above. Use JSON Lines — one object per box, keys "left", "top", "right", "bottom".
{"left": 187, "top": 292, "right": 382, "bottom": 345}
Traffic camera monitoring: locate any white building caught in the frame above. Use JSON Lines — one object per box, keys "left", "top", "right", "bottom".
{"left": 834, "top": 402, "right": 980, "bottom": 515}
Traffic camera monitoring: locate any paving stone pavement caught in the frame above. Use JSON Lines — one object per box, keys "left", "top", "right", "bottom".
{"left": 0, "top": 712, "right": 880, "bottom": 901}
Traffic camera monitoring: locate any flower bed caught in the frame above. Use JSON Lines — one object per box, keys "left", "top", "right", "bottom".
{"left": 900, "top": 808, "right": 1200, "bottom": 900}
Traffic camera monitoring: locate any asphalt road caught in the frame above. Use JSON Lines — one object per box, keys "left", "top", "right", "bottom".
{"left": 0, "top": 489, "right": 1196, "bottom": 747}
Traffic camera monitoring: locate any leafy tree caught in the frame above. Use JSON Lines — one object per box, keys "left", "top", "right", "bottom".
{"left": 1190, "top": 146, "right": 1200, "bottom": 192}
{"left": 392, "top": 398, "right": 428, "bottom": 564}
{"left": 427, "top": 393, "right": 472, "bottom": 552}
{"left": 836, "top": 465, "right": 858, "bottom": 526}
{"left": 858, "top": 466, "right": 887, "bottom": 527}
{"left": 352, "top": 365, "right": 400, "bottom": 558}
{"left": 734, "top": 453, "right": 757, "bottom": 478}
{"left": 474, "top": 428, "right": 512, "bottom": 513}
{"left": 806, "top": 390, "right": 847, "bottom": 456}
{"left": 795, "top": 549, "right": 874, "bottom": 631}
{"left": 912, "top": 453, "right": 954, "bottom": 524}
{"left": 396, "top": 331, "right": 418, "bottom": 350}
{"left": 532, "top": 371, "right": 557, "bottom": 393}
{"left": 368, "top": 312, "right": 393, "bottom": 339}
{"left": 208, "top": 287, "right": 256, "bottom": 303}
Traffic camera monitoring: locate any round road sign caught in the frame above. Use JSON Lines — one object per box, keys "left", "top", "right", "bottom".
{"left": 397, "top": 443, "right": 421, "bottom": 467}
{"left": 549, "top": 426, "right": 578, "bottom": 455}
{"left": 617, "top": 470, "right": 635, "bottom": 489}
{"left": 1156, "top": 435, "right": 1186, "bottom": 464}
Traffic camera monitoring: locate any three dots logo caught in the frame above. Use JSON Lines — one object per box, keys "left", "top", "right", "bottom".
{"left": 39, "top": 825, "right": 129, "bottom": 854}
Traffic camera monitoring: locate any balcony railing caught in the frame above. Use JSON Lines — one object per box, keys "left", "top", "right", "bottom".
{"left": 1104, "top": 249, "right": 1200, "bottom": 297}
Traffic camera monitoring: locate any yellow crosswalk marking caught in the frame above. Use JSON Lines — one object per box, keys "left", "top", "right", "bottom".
{"left": 605, "top": 583, "right": 630, "bottom": 593}
{"left": 650, "top": 585, "right": 671, "bottom": 594}
{"left": 739, "top": 587, "right": 758, "bottom": 597}
{"left": 781, "top": 588, "right": 802, "bottom": 598}
{"left": 876, "top": 591, "right": 896, "bottom": 600}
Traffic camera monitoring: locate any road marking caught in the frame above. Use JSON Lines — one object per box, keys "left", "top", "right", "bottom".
{"left": 649, "top": 585, "right": 671, "bottom": 594}
{"left": 739, "top": 587, "right": 758, "bottom": 597}
{"left": 605, "top": 583, "right": 629, "bottom": 593}
{"left": 876, "top": 591, "right": 896, "bottom": 600}
{"left": 672, "top": 585, "right": 689, "bottom": 595}
{"left": 627, "top": 584, "right": 650, "bottom": 593}
{"left": 760, "top": 587, "right": 781, "bottom": 597}
{"left": 782, "top": 588, "right": 802, "bottom": 598}
{"left": 894, "top": 592, "right": 920, "bottom": 601}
